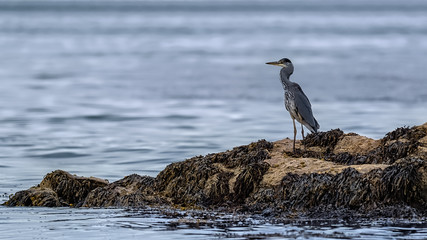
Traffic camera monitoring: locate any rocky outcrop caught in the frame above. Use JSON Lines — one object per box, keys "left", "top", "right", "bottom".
{"left": 154, "top": 140, "right": 272, "bottom": 207}
{"left": 4, "top": 123, "right": 427, "bottom": 219}
{"left": 5, "top": 170, "right": 108, "bottom": 207}
{"left": 83, "top": 174, "right": 161, "bottom": 207}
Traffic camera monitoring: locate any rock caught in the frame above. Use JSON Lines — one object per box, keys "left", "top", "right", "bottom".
{"left": 154, "top": 139, "right": 273, "bottom": 207}
{"left": 334, "top": 135, "right": 380, "bottom": 155}
{"left": 249, "top": 157, "right": 426, "bottom": 218}
{"left": 4, "top": 188, "right": 62, "bottom": 207}
{"left": 83, "top": 174, "right": 161, "bottom": 207}
{"left": 5, "top": 170, "right": 108, "bottom": 207}
{"left": 3, "top": 123, "right": 427, "bottom": 220}
{"left": 299, "top": 123, "right": 427, "bottom": 165}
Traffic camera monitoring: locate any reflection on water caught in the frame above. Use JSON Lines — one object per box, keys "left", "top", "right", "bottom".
{"left": 1, "top": 0, "right": 427, "bottom": 239}
{"left": 1, "top": 207, "right": 426, "bottom": 240}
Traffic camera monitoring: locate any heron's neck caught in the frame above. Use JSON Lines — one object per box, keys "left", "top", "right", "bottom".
{"left": 280, "top": 69, "right": 293, "bottom": 89}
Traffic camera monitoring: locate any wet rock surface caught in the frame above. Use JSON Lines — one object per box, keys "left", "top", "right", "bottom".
{"left": 3, "top": 123, "right": 427, "bottom": 220}
{"left": 154, "top": 139, "right": 273, "bottom": 207}
{"left": 83, "top": 174, "right": 161, "bottom": 207}
{"left": 5, "top": 170, "right": 108, "bottom": 207}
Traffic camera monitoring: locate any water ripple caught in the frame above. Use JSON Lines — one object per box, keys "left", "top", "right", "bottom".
{"left": 48, "top": 114, "right": 144, "bottom": 123}
{"left": 104, "top": 148, "right": 153, "bottom": 153}
{"left": 28, "top": 152, "right": 90, "bottom": 159}
{"left": 164, "top": 114, "right": 199, "bottom": 120}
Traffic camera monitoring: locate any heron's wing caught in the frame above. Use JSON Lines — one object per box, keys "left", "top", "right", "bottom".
{"left": 293, "top": 84, "right": 319, "bottom": 132}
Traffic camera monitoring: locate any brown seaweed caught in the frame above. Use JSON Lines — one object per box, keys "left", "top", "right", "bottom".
{"left": 3, "top": 125, "right": 427, "bottom": 220}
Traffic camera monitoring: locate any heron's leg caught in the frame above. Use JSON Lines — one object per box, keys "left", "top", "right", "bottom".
{"left": 292, "top": 118, "right": 296, "bottom": 153}
{"left": 301, "top": 124, "right": 306, "bottom": 151}
{"left": 301, "top": 124, "right": 305, "bottom": 141}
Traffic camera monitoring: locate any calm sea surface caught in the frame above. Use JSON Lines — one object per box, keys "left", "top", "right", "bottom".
{"left": 1, "top": 0, "right": 426, "bottom": 239}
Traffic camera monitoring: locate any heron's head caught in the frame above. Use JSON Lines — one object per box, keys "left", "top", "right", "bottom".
{"left": 266, "top": 58, "right": 294, "bottom": 75}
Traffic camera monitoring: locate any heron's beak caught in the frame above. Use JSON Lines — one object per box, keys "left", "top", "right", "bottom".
{"left": 266, "top": 61, "right": 286, "bottom": 67}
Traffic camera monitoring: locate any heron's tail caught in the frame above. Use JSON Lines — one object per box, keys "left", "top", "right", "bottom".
{"left": 314, "top": 118, "right": 320, "bottom": 133}
{"left": 305, "top": 118, "right": 319, "bottom": 133}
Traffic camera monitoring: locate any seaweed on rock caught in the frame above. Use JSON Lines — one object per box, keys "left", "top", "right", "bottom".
{"left": 302, "top": 128, "right": 344, "bottom": 150}
{"left": 3, "top": 125, "right": 427, "bottom": 220}
{"left": 5, "top": 170, "right": 108, "bottom": 207}
{"left": 154, "top": 139, "right": 273, "bottom": 207}
{"left": 83, "top": 174, "right": 158, "bottom": 207}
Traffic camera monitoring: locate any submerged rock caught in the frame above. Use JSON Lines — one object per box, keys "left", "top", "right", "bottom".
{"left": 3, "top": 123, "right": 427, "bottom": 219}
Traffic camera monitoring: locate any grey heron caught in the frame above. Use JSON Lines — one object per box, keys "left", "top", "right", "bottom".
{"left": 266, "top": 58, "right": 319, "bottom": 153}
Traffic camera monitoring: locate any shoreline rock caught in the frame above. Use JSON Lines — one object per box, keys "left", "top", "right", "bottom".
{"left": 3, "top": 123, "right": 427, "bottom": 220}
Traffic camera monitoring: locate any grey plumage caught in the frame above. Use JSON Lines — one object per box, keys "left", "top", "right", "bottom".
{"left": 267, "top": 58, "right": 319, "bottom": 152}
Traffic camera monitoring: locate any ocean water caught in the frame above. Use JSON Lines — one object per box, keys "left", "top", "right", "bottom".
{"left": 0, "top": 0, "right": 426, "bottom": 239}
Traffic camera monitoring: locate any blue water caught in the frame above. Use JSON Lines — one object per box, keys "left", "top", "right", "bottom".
{"left": 1, "top": 0, "right": 427, "bottom": 239}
